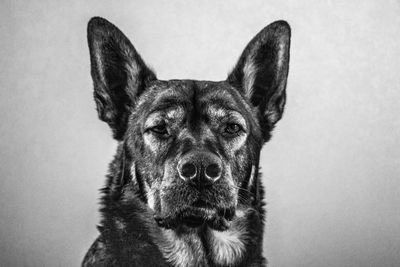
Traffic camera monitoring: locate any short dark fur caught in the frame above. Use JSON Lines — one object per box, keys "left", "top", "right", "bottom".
{"left": 83, "top": 17, "right": 290, "bottom": 267}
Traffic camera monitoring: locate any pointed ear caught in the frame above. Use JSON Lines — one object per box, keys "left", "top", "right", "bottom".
{"left": 227, "top": 21, "right": 290, "bottom": 137}
{"left": 87, "top": 17, "right": 156, "bottom": 140}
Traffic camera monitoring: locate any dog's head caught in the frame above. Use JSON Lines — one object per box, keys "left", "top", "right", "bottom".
{"left": 87, "top": 17, "right": 290, "bottom": 231}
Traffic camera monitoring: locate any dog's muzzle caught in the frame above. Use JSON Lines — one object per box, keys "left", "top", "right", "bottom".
{"left": 154, "top": 151, "right": 235, "bottom": 231}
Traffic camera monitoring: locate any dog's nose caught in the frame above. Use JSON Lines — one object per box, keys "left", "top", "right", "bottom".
{"left": 205, "top": 163, "right": 220, "bottom": 180}
{"left": 180, "top": 162, "right": 197, "bottom": 179}
{"left": 178, "top": 152, "right": 222, "bottom": 185}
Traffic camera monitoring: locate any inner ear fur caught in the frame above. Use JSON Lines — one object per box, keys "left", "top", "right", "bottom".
{"left": 87, "top": 17, "right": 156, "bottom": 140}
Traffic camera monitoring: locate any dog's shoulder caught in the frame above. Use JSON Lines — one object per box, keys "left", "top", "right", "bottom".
{"left": 82, "top": 236, "right": 113, "bottom": 267}
{"left": 82, "top": 233, "right": 170, "bottom": 267}
{"left": 82, "top": 183, "right": 171, "bottom": 266}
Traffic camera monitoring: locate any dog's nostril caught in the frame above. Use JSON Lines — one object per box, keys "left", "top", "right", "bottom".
{"left": 205, "top": 164, "right": 220, "bottom": 179}
{"left": 181, "top": 163, "right": 197, "bottom": 179}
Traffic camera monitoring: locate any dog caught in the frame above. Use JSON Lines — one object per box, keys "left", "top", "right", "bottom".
{"left": 82, "top": 17, "right": 290, "bottom": 267}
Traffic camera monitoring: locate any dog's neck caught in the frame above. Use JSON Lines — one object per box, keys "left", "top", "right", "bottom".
{"left": 152, "top": 209, "right": 250, "bottom": 267}
{"left": 158, "top": 228, "right": 207, "bottom": 267}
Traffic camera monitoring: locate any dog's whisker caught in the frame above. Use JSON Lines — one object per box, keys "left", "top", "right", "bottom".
{"left": 237, "top": 196, "right": 251, "bottom": 205}
{"left": 232, "top": 185, "right": 254, "bottom": 195}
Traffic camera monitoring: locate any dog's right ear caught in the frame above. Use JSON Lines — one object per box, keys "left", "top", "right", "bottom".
{"left": 87, "top": 17, "right": 156, "bottom": 140}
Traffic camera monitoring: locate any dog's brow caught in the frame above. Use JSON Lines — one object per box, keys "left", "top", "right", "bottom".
{"left": 200, "top": 95, "right": 241, "bottom": 113}
{"left": 149, "top": 98, "right": 186, "bottom": 113}
{"left": 165, "top": 108, "right": 183, "bottom": 119}
{"left": 206, "top": 105, "right": 247, "bottom": 128}
{"left": 206, "top": 105, "right": 243, "bottom": 118}
{"left": 146, "top": 105, "right": 184, "bottom": 123}
{"left": 207, "top": 106, "right": 228, "bottom": 117}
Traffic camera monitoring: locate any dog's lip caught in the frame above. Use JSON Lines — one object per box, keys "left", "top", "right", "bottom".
{"left": 179, "top": 207, "right": 216, "bottom": 227}
{"left": 181, "top": 215, "right": 207, "bottom": 227}
{"left": 154, "top": 205, "right": 235, "bottom": 230}
{"left": 180, "top": 205, "right": 235, "bottom": 221}
{"left": 191, "top": 199, "right": 214, "bottom": 208}
{"left": 181, "top": 206, "right": 216, "bottom": 219}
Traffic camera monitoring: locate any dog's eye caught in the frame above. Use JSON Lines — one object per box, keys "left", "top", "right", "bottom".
{"left": 150, "top": 124, "right": 168, "bottom": 136}
{"left": 224, "top": 123, "right": 242, "bottom": 135}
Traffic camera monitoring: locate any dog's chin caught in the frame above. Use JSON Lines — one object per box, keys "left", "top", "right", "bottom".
{"left": 180, "top": 208, "right": 214, "bottom": 228}
{"left": 154, "top": 205, "right": 235, "bottom": 231}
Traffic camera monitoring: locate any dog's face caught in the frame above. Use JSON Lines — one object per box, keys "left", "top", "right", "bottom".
{"left": 127, "top": 80, "right": 262, "bottom": 229}
{"left": 87, "top": 17, "right": 290, "bottom": 230}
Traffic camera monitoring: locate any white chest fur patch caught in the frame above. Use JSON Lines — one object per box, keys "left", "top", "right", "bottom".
{"left": 209, "top": 228, "right": 246, "bottom": 266}
{"left": 160, "top": 229, "right": 205, "bottom": 267}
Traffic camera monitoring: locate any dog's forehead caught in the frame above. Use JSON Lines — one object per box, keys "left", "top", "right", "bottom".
{"left": 140, "top": 80, "right": 249, "bottom": 114}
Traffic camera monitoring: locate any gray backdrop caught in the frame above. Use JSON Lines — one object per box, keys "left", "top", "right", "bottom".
{"left": 1, "top": 0, "right": 399, "bottom": 266}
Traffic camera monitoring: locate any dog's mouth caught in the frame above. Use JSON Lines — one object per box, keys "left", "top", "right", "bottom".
{"left": 154, "top": 200, "right": 235, "bottom": 231}
{"left": 180, "top": 211, "right": 211, "bottom": 228}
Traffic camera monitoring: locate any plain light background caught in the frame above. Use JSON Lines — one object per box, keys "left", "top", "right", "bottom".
{"left": 1, "top": 0, "right": 399, "bottom": 266}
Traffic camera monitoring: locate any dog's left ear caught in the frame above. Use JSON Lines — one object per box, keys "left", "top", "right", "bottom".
{"left": 87, "top": 17, "right": 156, "bottom": 140}
{"left": 227, "top": 21, "right": 290, "bottom": 138}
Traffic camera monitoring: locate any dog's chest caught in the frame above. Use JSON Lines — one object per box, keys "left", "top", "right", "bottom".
{"left": 208, "top": 228, "right": 246, "bottom": 266}
{"left": 160, "top": 229, "right": 207, "bottom": 267}
{"left": 159, "top": 227, "right": 246, "bottom": 267}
